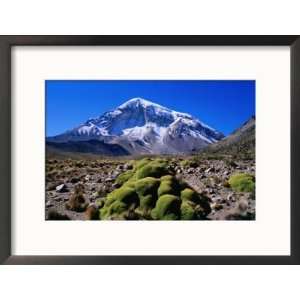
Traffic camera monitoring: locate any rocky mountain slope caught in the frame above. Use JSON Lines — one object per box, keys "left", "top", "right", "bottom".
{"left": 47, "top": 98, "right": 224, "bottom": 155}
{"left": 202, "top": 116, "right": 255, "bottom": 159}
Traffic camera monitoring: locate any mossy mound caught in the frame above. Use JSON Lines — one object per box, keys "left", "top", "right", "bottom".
{"left": 136, "top": 160, "right": 168, "bottom": 179}
{"left": 181, "top": 188, "right": 199, "bottom": 202}
{"left": 115, "top": 170, "right": 135, "bottom": 186}
{"left": 100, "top": 186, "right": 139, "bottom": 220}
{"left": 100, "top": 158, "right": 211, "bottom": 220}
{"left": 135, "top": 177, "right": 160, "bottom": 211}
{"left": 134, "top": 158, "right": 153, "bottom": 170}
{"left": 228, "top": 173, "right": 255, "bottom": 193}
{"left": 115, "top": 158, "right": 168, "bottom": 185}
{"left": 105, "top": 186, "right": 138, "bottom": 206}
{"left": 151, "top": 194, "right": 181, "bottom": 220}
{"left": 180, "top": 201, "right": 196, "bottom": 220}
{"left": 157, "top": 175, "right": 181, "bottom": 197}
{"left": 180, "top": 188, "right": 211, "bottom": 219}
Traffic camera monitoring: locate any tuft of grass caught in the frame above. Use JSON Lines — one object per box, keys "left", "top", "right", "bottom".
{"left": 85, "top": 205, "right": 99, "bottom": 220}
{"left": 228, "top": 173, "right": 255, "bottom": 193}
{"left": 180, "top": 158, "right": 199, "bottom": 168}
{"left": 65, "top": 183, "right": 87, "bottom": 212}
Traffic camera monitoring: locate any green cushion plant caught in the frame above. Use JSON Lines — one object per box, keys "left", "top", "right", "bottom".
{"left": 228, "top": 173, "right": 255, "bottom": 193}
{"left": 151, "top": 194, "right": 181, "bottom": 220}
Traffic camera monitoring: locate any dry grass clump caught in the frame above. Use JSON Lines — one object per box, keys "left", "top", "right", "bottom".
{"left": 65, "top": 183, "right": 88, "bottom": 212}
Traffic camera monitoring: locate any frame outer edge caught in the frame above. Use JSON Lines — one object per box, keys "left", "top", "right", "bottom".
{"left": 1, "top": 35, "right": 299, "bottom": 264}
{"left": 291, "top": 38, "right": 300, "bottom": 264}
{"left": 0, "top": 38, "right": 11, "bottom": 263}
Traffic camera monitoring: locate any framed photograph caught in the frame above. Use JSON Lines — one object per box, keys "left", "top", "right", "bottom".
{"left": 0, "top": 36, "right": 299, "bottom": 264}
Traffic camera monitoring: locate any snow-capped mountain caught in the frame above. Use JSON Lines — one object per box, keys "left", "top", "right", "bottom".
{"left": 47, "top": 98, "right": 224, "bottom": 154}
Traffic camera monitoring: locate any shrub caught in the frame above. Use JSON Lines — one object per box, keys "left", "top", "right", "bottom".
{"left": 228, "top": 173, "right": 255, "bottom": 193}
{"left": 151, "top": 194, "right": 181, "bottom": 220}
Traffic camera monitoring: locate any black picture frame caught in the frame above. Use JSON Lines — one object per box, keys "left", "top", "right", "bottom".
{"left": 0, "top": 35, "right": 299, "bottom": 265}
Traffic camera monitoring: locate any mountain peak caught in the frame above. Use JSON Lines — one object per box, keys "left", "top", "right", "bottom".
{"left": 117, "top": 97, "right": 166, "bottom": 110}
{"left": 48, "top": 97, "right": 225, "bottom": 154}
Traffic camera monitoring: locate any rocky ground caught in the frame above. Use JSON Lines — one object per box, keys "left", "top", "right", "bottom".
{"left": 45, "top": 155, "right": 255, "bottom": 221}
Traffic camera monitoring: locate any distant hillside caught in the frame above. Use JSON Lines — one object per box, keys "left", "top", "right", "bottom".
{"left": 201, "top": 116, "right": 255, "bottom": 159}
{"left": 46, "top": 140, "right": 130, "bottom": 157}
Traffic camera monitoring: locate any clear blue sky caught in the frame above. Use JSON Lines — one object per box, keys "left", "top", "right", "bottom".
{"left": 46, "top": 80, "right": 255, "bottom": 137}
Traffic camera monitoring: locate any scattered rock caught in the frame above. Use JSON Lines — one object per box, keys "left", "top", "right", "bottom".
{"left": 70, "top": 177, "right": 80, "bottom": 184}
{"left": 45, "top": 156, "right": 255, "bottom": 221}
{"left": 105, "top": 177, "right": 113, "bottom": 183}
{"left": 211, "top": 203, "right": 223, "bottom": 211}
{"left": 46, "top": 200, "right": 53, "bottom": 208}
{"left": 238, "top": 199, "right": 248, "bottom": 212}
{"left": 124, "top": 163, "right": 133, "bottom": 170}
{"left": 205, "top": 167, "right": 215, "bottom": 173}
{"left": 187, "top": 168, "right": 194, "bottom": 174}
{"left": 112, "top": 182, "right": 121, "bottom": 189}
{"left": 46, "top": 182, "right": 57, "bottom": 191}
{"left": 56, "top": 184, "right": 68, "bottom": 193}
